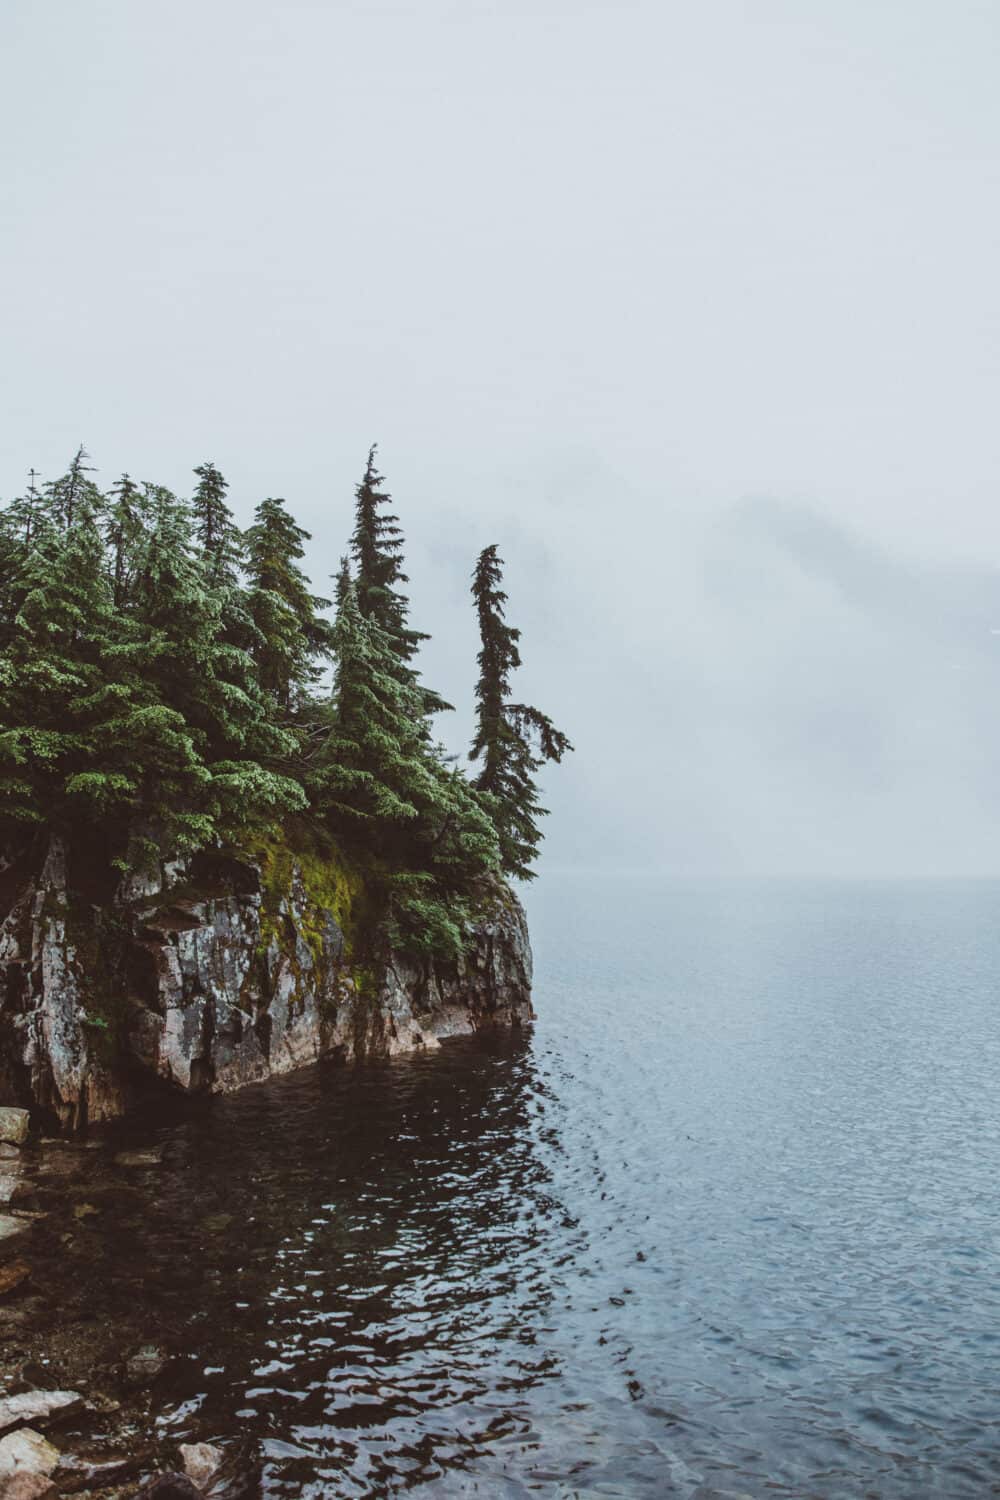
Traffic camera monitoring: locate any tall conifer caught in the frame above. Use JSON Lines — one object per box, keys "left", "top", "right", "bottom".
{"left": 191, "top": 461, "right": 242, "bottom": 585}
{"left": 469, "top": 545, "right": 572, "bottom": 880}
{"left": 104, "top": 473, "right": 145, "bottom": 608}
{"left": 349, "top": 446, "right": 449, "bottom": 717}
{"left": 244, "top": 497, "right": 332, "bottom": 711}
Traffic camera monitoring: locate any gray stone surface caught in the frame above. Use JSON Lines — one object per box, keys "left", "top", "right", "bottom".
{"left": 1, "top": 1471, "right": 58, "bottom": 1499}
{"left": 180, "top": 1440, "right": 222, "bottom": 1487}
{"left": 0, "top": 1390, "right": 83, "bottom": 1436}
{"left": 0, "top": 1215, "right": 32, "bottom": 1254}
{"left": 0, "top": 1426, "right": 61, "bottom": 1478}
{"left": 0, "top": 839, "right": 533, "bottom": 1128}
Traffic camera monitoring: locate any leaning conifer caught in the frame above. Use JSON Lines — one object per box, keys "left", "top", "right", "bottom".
{"left": 469, "top": 544, "right": 572, "bottom": 880}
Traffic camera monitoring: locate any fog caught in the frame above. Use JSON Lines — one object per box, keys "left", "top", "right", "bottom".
{"left": 3, "top": 0, "right": 1000, "bottom": 876}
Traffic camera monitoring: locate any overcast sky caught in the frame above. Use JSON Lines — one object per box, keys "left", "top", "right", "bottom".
{"left": 3, "top": 0, "right": 1000, "bottom": 876}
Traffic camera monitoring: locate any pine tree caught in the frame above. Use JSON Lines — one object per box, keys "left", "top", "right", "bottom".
{"left": 244, "top": 496, "right": 333, "bottom": 711}
{"left": 191, "top": 461, "right": 242, "bottom": 585}
{"left": 104, "top": 473, "right": 145, "bottom": 608}
{"left": 0, "top": 494, "right": 118, "bottom": 833}
{"left": 315, "top": 577, "right": 498, "bottom": 956}
{"left": 333, "top": 554, "right": 352, "bottom": 614}
{"left": 349, "top": 445, "right": 450, "bottom": 717}
{"left": 470, "top": 545, "right": 572, "bottom": 880}
{"left": 1, "top": 446, "right": 568, "bottom": 959}
{"left": 350, "top": 446, "right": 421, "bottom": 658}
{"left": 0, "top": 472, "right": 41, "bottom": 648}
{"left": 43, "top": 446, "right": 102, "bottom": 532}
{"left": 118, "top": 484, "right": 305, "bottom": 856}
{"left": 0, "top": 474, "right": 306, "bottom": 862}
{"left": 318, "top": 576, "right": 428, "bottom": 829}
{"left": 4, "top": 469, "right": 42, "bottom": 549}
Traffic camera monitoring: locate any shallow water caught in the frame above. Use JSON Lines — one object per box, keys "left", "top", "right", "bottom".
{"left": 15, "top": 875, "right": 1000, "bottom": 1496}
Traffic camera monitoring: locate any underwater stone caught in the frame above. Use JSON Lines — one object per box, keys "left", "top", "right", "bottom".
{"left": 0, "top": 1109, "right": 29, "bottom": 1146}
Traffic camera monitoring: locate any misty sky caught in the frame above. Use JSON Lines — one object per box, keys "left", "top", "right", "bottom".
{"left": 3, "top": 0, "right": 1000, "bottom": 876}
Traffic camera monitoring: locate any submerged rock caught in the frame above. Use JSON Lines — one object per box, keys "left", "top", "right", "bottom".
{"left": 54, "top": 1450, "right": 148, "bottom": 1493}
{"left": 123, "top": 1344, "right": 170, "bottom": 1387}
{"left": 0, "top": 1390, "right": 83, "bottom": 1436}
{"left": 114, "top": 1148, "right": 164, "bottom": 1168}
{"left": 180, "top": 1442, "right": 222, "bottom": 1488}
{"left": 133, "top": 1475, "right": 203, "bottom": 1500}
{"left": 0, "top": 1258, "right": 30, "bottom": 1297}
{"left": 0, "top": 1426, "right": 61, "bottom": 1479}
{"left": 0, "top": 1214, "right": 32, "bottom": 1255}
{"left": 0, "top": 1108, "right": 28, "bottom": 1146}
{"left": 1, "top": 1473, "right": 57, "bottom": 1499}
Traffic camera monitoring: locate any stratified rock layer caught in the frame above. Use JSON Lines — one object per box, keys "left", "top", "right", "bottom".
{"left": 0, "top": 835, "right": 533, "bottom": 1130}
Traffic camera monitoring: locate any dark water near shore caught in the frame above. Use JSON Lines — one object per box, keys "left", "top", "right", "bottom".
{"left": 17, "top": 876, "right": 1000, "bottom": 1496}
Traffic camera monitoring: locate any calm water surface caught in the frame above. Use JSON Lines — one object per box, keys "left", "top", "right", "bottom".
{"left": 24, "top": 877, "right": 1000, "bottom": 1496}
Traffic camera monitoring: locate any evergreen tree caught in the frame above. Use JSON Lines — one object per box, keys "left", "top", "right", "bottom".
{"left": 0, "top": 495, "right": 118, "bottom": 832}
{"left": 333, "top": 554, "right": 352, "bottom": 615}
{"left": 470, "top": 545, "right": 572, "bottom": 880}
{"left": 318, "top": 576, "right": 428, "bottom": 829}
{"left": 42, "top": 446, "right": 102, "bottom": 532}
{"left": 117, "top": 484, "right": 305, "bottom": 857}
{"left": 0, "top": 475, "right": 305, "bottom": 862}
{"left": 0, "top": 471, "right": 41, "bottom": 647}
{"left": 191, "top": 461, "right": 242, "bottom": 585}
{"left": 349, "top": 445, "right": 449, "bottom": 716}
{"left": 244, "top": 497, "right": 332, "bottom": 711}
{"left": 104, "top": 473, "right": 145, "bottom": 608}
{"left": 0, "top": 444, "right": 570, "bottom": 961}
{"left": 4, "top": 470, "right": 42, "bottom": 549}
{"left": 350, "top": 446, "right": 420, "bottom": 659}
{"left": 315, "top": 578, "right": 498, "bottom": 956}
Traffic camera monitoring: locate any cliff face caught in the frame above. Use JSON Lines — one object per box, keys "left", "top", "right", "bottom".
{"left": 0, "top": 834, "right": 533, "bottom": 1130}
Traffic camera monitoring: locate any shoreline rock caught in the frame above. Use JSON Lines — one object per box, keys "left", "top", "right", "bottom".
{"left": 0, "top": 836, "right": 533, "bottom": 1132}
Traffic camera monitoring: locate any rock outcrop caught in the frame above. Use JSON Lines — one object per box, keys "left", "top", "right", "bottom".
{"left": 0, "top": 834, "right": 533, "bottom": 1130}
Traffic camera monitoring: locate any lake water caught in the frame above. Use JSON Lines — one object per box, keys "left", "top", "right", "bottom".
{"left": 16, "top": 876, "right": 1000, "bottom": 1496}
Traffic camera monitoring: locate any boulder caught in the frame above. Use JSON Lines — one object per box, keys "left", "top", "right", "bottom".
{"left": 124, "top": 1344, "right": 169, "bottom": 1387}
{"left": 0, "top": 1109, "right": 29, "bottom": 1147}
{"left": 0, "top": 1427, "right": 61, "bottom": 1478}
{"left": 1, "top": 1473, "right": 58, "bottom": 1499}
{"left": 54, "top": 1451, "right": 148, "bottom": 1493}
{"left": 0, "top": 1215, "right": 32, "bottom": 1257}
{"left": 0, "top": 1259, "right": 30, "bottom": 1297}
{"left": 180, "top": 1442, "right": 222, "bottom": 1488}
{"left": 0, "top": 1390, "right": 83, "bottom": 1436}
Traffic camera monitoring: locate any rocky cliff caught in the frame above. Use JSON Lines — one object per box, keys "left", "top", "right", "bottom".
{"left": 0, "top": 832, "right": 533, "bottom": 1130}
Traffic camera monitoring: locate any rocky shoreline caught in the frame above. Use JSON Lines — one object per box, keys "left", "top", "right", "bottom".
{"left": 0, "top": 835, "right": 535, "bottom": 1496}
{"left": 0, "top": 1104, "right": 282, "bottom": 1497}
{"left": 0, "top": 834, "right": 533, "bottom": 1132}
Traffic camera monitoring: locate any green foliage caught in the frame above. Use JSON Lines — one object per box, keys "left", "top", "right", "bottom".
{"left": 0, "top": 446, "right": 569, "bottom": 963}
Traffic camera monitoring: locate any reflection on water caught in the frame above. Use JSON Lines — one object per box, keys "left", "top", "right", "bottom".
{"left": 13, "top": 876, "right": 1000, "bottom": 1497}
